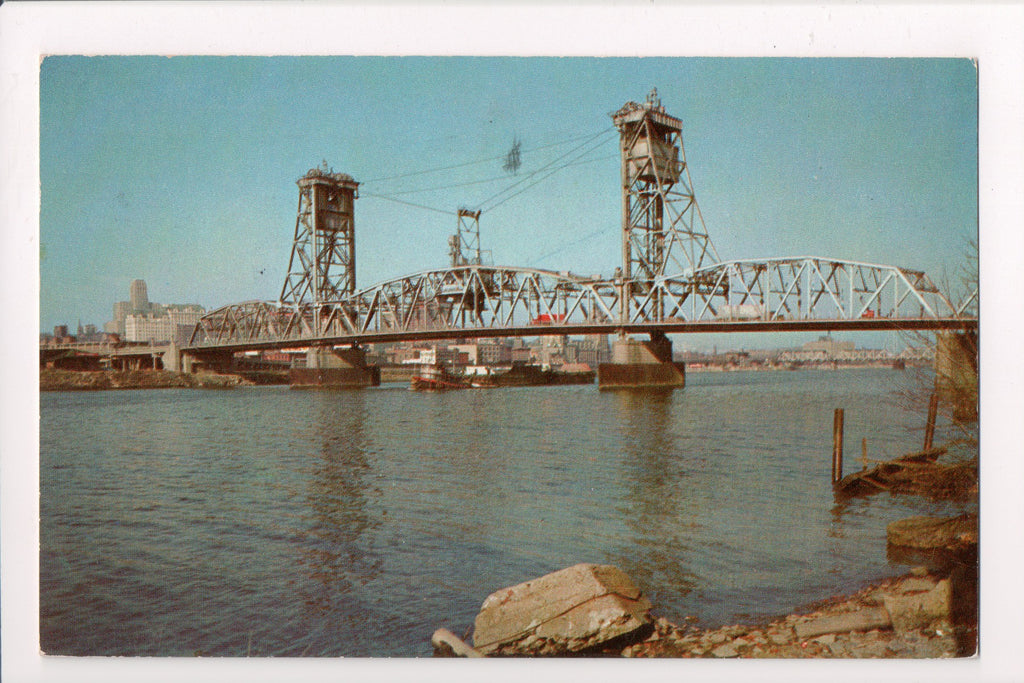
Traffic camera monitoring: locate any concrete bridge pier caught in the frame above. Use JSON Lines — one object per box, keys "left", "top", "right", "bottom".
{"left": 163, "top": 343, "right": 181, "bottom": 372}
{"left": 112, "top": 355, "right": 146, "bottom": 371}
{"left": 291, "top": 345, "right": 380, "bottom": 389}
{"left": 597, "top": 331, "right": 686, "bottom": 389}
{"left": 162, "top": 343, "right": 196, "bottom": 374}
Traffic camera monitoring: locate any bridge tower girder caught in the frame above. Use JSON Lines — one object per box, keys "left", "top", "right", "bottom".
{"left": 279, "top": 162, "right": 360, "bottom": 334}
{"left": 612, "top": 88, "right": 720, "bottom": 323}
{"left": 449, "top": 208, "right": 484, "bottom": 268}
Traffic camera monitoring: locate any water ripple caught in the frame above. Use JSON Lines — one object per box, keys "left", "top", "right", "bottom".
{"left": 40, "top": 369, "right": 975, "bottom": 655}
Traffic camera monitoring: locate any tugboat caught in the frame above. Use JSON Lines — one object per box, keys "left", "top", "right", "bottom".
{"left": 410, "top": 362, "right": 470, "bottom": 391}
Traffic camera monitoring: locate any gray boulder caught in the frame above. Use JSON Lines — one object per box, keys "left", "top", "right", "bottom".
{"left": 472, "top": 563, "right": 653, "bottom": 655}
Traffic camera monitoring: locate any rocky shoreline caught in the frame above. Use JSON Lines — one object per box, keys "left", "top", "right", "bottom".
{"left": 435, "top": 562, "right": 976, "bottom": 659}
{"left": 434, "top": 512, "right": 978, "bottom": 659}
{"left": 617, "top": 565, "right": 975, "bottom": 659}
{"left": 432, "top": 436, "right": 980, "bottom": 660}
{"left": 40, "top": 368, "right": 250, "bottom": 391}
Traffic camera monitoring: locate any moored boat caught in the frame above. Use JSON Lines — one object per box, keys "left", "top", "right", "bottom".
{"left": 410, "top": 361, "right": 596, "bottom": 390}
{"left": 410, "top": 363, "right": 470, "bottom": 391}
{"left": 469, "top": 361, "right": 595, "bottom": 387}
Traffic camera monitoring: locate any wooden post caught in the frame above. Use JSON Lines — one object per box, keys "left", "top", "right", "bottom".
{"left": 832, "top": 408, "right": 845, "bottom": 484}
{"left": 924, "top": 392, "right": 939, "bottom": 451}
{"left": 861, "top": 437, "right": 868, "bottom": 471}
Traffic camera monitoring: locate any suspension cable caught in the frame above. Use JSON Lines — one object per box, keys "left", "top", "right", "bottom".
{"left": 358, "top": 192, "right": 457, "bottom": 216}
{"left": 381, "top": 153, "right": 618, "bottom": 198}
{"left": 359, "top": 129, "right": 613, "bottom": 185}
{"left": 480, "top": 128, "right": 615, "bottom": 212}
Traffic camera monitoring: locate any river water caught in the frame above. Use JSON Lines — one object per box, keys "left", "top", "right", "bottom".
{"left": 39, "top": 368, "right": 974, "bottom": 657}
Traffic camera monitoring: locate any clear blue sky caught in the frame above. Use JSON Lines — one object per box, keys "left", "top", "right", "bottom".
{"left": 39, "top": 56, "right": 977, "bottom": 349}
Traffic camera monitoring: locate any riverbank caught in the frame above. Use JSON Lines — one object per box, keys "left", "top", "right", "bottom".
{"left": 436, "top": 451, "right": 979, "bottom": 659}
{"left": 39, "top": 368, "right": 250, "bottom": 391}
{"left": 685, "top": 360, "right": 925, "bottom": 373}
{"left": 618, "top": 563, "right": 976, "bottom": 658}
{"left": 438, "top": 557, "right": 977, "bottom": 659}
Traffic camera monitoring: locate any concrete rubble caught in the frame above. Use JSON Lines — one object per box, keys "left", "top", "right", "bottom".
{"left": 469, "top": 563, "right": 653, "bottom": 656}
{"left": 615, "top": 570, "right": 970, "bottom": 659}
{"left": 434, "top": 557, "right": 976, "bottom": 658}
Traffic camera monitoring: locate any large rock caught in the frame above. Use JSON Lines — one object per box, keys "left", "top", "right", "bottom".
{"left": 883, "top": 579, "right": 952, "bottom": 634}
{"left": 887, "top": 514, "right": 978, "bottom": 550}
{"left": 793, "top": 607, "right": 892, "bottom": 640}
{"left": 472, "top": 563, "right": 652, "bottom": 655}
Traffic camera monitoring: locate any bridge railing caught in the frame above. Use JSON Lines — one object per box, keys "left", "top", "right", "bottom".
{"left": 675, "top": 257, "right": 957, "bottom": 324}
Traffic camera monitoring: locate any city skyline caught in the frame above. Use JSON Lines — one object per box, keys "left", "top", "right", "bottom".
{"left": 38, "top": 57, "right": 977, "bottom": 351}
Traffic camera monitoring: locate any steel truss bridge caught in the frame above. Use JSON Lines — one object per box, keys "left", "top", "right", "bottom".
{"left": 189, "top": 258, "right": 974, "bottom": 353}
{"left": 186, "top": 90, "right": 976, "bottom": 354}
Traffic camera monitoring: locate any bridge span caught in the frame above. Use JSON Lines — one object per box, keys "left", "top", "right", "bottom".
{"left": 187, "top": 318, "right": 975, "bottom": 356}
{"left": 181, "top": 89, "right": 976, "bottom": 388}
{"left": 187, "top": 258, "right": 974, "bottom": 354}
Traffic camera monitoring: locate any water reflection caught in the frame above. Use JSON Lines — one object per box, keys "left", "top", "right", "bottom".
{"left": 829, "top": 501, "right": 849, "bottom": 539}
{"left": 438, "top": 392, "right": 508, "bottom": 486}
{"left": 608, "top": 389, "right": 699, "bottom": 601}
{"left": 297, "top": 391, "right": 381, "bottom": 617}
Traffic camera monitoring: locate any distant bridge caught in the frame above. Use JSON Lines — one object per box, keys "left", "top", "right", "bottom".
{"left": 40, "top": 341, "right": 172, "bottom": 370}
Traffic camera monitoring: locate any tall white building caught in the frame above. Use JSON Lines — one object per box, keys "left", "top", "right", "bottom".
{"left": 124, "top": 306, "right": 204, "bottom": 344}
{"left": 107, "top": 279, "right": 204, "bottom": 342}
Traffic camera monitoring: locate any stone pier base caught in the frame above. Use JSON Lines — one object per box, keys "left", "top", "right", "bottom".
{"left": 597, "top": 332, "right": 686, "bottom": 389}
{"left": 290, "top": 346, "right": 380, "bottom": 389}
{"left": 162, "top": 342, "right": 181, "bottom": 372}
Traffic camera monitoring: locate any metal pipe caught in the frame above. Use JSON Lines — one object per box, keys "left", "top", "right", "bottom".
{"left": 431, "top": 628, "right": 483, "bottom": 658}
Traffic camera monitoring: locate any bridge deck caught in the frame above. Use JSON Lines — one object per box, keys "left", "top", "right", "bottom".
{"left": 184, "top": 317, "right": 976, "bottom": 354}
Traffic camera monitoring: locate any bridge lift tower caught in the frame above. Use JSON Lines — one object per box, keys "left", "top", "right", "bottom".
{"left": 279, "top": 161, "right": 360, "bottom": 335}
{"left": 277, "top": 162, "right": 378, "bottom": 385}
{"left": 613, "top": 88, "right": 719, "bottom": 311}
{"left": 449, "top": 208, "right": 484, "bottom": 268}
{"left": 602, "top": 89, "right": 710, "bottom": 386}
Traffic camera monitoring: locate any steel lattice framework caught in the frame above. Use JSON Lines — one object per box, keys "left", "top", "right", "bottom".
{"left": 279, "top": 163, "right": 360, "bottom": 328}
{"left": 188, "top": 258, "right": 973, "bottom": 351}
{"left": 612, "top": 89, "right": 719, "bottom": 314}
{"left": 186, "top": 92, "right": 977, "bottom": 353}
